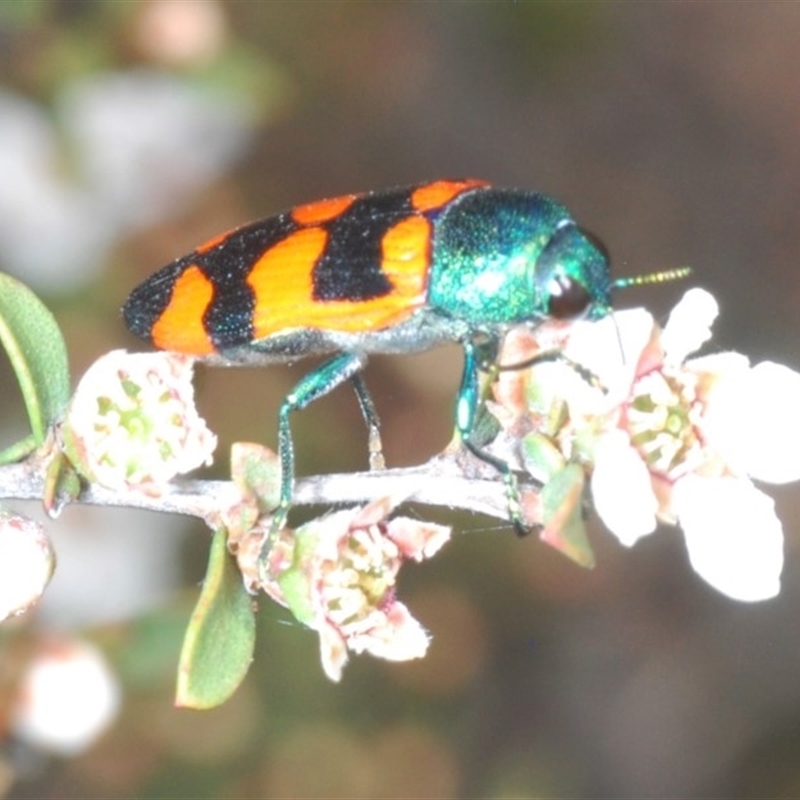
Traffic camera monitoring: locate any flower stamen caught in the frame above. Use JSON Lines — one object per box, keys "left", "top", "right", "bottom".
{"left": 628, "top": 371, "right": 703, "bottom": 479}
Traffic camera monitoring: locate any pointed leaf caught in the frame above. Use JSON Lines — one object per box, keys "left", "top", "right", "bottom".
{"left": 520, "top": 431, "right": 566, "bottom": 484}
{"left": 0, "top": 273, "right": 70, "bottom": 450}
{"left": 176, "top": 528, "right": 256, "bottom": 709}
{"left": 230, "top": 442, "right": 282, "bottom": 513}
{"left": 0, "top": 434, "right": 38, "bottom": 465}
{"left": 539, "top": 464, "right": 595, "bottom": 568}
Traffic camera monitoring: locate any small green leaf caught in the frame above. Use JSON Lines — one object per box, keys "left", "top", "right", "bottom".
{"left": 230, "top": 442, "right": 281, "bottom": 513}
{"left": 539, "top": 463, "right": 596, "bottom": 568}
{"left": 176, "top": 528, "right": 256, "bottom": 709}
{"left": 520, "top": 431, "right": 567, "bottom": 484}
{"left": 276, "top": 521, "right": 321, "bottom": 627}
{"left": 0, "top": 273, "right": 70, "bottom": 449}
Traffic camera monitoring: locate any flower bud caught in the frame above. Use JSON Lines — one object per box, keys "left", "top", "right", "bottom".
{"left": 0, "top": 508, "right": 55, "bottom": 622}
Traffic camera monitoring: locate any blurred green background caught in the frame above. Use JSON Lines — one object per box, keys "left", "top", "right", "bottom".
{"left": 2, "top": 2, "right": 800, "bottom": 797}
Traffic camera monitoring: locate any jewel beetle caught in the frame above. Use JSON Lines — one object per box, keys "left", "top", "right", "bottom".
{"left": 123, "top": 178, "right": 688, "bottom": 536}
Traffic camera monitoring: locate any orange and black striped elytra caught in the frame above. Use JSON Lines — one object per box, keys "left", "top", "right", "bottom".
{"left": 123, "top": 178, "right": 689, "bottom": 540}
{"left": 124, "top": 179, "right": 489, "bottom": 362}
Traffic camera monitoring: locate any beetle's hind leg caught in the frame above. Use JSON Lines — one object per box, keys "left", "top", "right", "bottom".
{"left": 350, "top": 373, "right": 385, "bottom": 471}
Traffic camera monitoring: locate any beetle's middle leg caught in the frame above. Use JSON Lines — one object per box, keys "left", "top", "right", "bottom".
{"left": 270, "top": 351, "right": 370, "bottom": 538}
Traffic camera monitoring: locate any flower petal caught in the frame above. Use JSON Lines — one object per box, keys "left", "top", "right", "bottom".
{"left": 739, "top": 362, "right": 800, "bottom": 484}
{"left": 318, "top": 621, "right": 349, "bottom": 683}
{"left": 591, "top": 430, "right": 658, "bottom": 546}
{"left": 348, "top": 601, "right": 430, "bottom": 663}
{"left": 386, "top": 517, "right": 451, "bottom": 562}
{"left": 660, "top": 288, "right": 718, "bottom": 364}
{"left": 673, "top": 475, "right": 783, "bottom": 601}
{"left": 699, "top": 359, "right": 800, "bottom": 484}
{"left": 565, "top": 308, "right": 655, "bottom": 396}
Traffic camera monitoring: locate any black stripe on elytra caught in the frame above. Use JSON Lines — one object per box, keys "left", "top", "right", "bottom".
{"left": 199, "top": 213, "right": 299, "bottom": 350}
{"left": 123, "top": 261, "right": 185, "bottom": 344}
{"left": 312, "top": 188, "right": 416, "bottom": 302}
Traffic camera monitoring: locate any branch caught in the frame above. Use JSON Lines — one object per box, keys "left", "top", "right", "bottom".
{"left": 0, "top": 452, "right": 543, "bottom": 530}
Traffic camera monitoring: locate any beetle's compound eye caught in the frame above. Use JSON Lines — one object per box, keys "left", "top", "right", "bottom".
{"left": 546, "top": 273, "right": 593, "bottom": 320}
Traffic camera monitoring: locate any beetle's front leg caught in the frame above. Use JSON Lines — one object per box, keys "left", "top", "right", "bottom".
{"left": 457, "top": 339, "right": 527, "bottom": 536}
{"left": 268, "top": 352, "right": 371, "bottom": 545}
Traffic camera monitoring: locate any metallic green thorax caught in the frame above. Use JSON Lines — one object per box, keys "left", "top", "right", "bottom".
{"left": 428, "top": 189, "right": 612, "bottom": 326}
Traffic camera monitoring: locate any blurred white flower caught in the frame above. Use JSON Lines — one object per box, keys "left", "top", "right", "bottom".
{"left": 0, "top": 91, "right": 112, "bottom": 288}
{"left": 61, "top": 70, "right": 254, "bottom": 231}
{"left": 135, "top": 0, "right": 228, "bottom": 66}
{"left": 11, "top": 638, "right": 120, "bottom": 755}
{"left": 0, "top": 72, "right": 254, "bottom": 290}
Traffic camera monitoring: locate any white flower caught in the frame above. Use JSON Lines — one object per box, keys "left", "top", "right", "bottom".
{"left": 575, "top": 288, "right": 800, "bottom": 600}
{"left": 491, "top": 289, "right": 800, "bottom": 602}
{"left": 61, "top": 350, "right": 217, "bottom": 495}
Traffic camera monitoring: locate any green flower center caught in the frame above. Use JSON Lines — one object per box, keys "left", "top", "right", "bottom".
{"left": 324, "top": 528, "right": 400, "bottom": 628}
{"left": 628, "top": 370, "right": 703, "bottom": 477}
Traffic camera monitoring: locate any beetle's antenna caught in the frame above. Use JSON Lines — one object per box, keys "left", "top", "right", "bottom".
{"left": 610, "top": 267, "right": 690, "bottom": 360}
{"left": 611, "top": 266, "right": 692, "bottom": 291}
{"left": 493, "top": 267, "right": 692, "bottom": 373}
